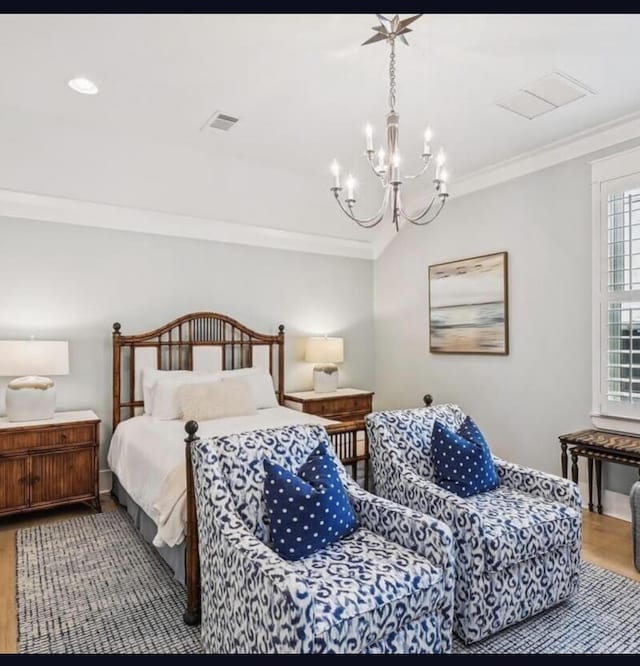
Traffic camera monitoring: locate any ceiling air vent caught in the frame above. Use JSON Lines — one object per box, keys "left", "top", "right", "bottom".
{"left": 202, "top": 111, "right": 239, "bottom": 132}
{"left": 496, "top": 71, "right": 595, "bottom": 120}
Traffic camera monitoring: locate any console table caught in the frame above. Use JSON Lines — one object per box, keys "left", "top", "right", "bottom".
{"left": 558, "top": 429, "right": 640, "bottom": 514}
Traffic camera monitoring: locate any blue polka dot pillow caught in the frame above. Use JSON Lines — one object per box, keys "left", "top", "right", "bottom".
{"left": 263, "top": 441, "right": 358, "bottom": 560}
{"left": 431, "top": 416, "right": 500, "bottom": 497}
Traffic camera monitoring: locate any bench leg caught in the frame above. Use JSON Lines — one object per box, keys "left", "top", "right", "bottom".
{"left": 596, "top": 460, "right": 603, "bottom": 514}
{"left": 571, "top": 450, "right": 579, "bottom": 484}
{"left": 561, "top": 441, "right": 568, "bottom": 478}
{"left": 587, "top": 457, "right": 594, "bottom": 512}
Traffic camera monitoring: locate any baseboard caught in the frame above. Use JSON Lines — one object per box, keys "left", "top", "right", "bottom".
{"left": 99, "top": 469, "right": 113, "bottom": 494}
{"left": 579, "top": 481, "right": 631, "bottom": 522}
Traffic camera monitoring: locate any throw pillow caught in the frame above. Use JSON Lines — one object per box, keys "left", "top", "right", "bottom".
{"left": 177, "top": 378, "right": 257, "bottom": 422}
{"left": 263, "top": 441, "right": 358, "bottom": 560}
{"left": 431, "top": 416, "right": 500, "bottom": 497}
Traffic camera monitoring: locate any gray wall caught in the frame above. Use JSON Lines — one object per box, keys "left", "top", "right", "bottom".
{"left": 374, "top": 151, "right": 638, "bottom": 496}
{"left": 0, "top": 217, "right": 374, "bottom": 468}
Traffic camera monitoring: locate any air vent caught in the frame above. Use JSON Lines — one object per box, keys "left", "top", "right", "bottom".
{"left": 201, "top": 111, "right": 239, "bottom": 132}
{"left": 496, "top": 71, "right": 595, "bottom": 120}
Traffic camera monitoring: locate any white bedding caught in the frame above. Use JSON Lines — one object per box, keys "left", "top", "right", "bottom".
{"left": 107, "top": 406, "right": 333, "bottom": 548}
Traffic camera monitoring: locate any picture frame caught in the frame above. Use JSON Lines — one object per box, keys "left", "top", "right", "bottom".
{"left": 429, "top": 251, "right": 509, "bottom": 355}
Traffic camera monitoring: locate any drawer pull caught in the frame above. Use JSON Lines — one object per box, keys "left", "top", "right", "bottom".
{"left": 18, "top": 476, "right": 27, "bottom": 485}
{"left": 31, "top": 475, "right": 41, "bottom": 484}
{"left": 61, "top": 433, "right": 67, "bottom": 441}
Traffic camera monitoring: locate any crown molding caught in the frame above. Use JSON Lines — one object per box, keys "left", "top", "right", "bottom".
{"left": 0, "top": 188, "right": 374, "bottom": 261}
{"left": 373, "top": 110, "right": 640, "bottom": 259}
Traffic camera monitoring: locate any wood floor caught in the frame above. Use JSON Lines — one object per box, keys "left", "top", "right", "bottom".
{"left": 0, "top": 503, "right": 638, "bottom": 653}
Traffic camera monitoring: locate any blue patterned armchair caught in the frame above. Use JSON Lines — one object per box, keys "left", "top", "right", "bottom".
{"left": 191, "top": 424, "right": 455, "bottom": 653}
{"left": 366, "top": 404, "right": 582, "bottom": 644}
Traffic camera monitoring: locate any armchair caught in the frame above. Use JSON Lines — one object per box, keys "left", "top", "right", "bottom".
{"left": 366, "top": 404, "right": 582, "bottom": 644}
{"left": 191, "top": 423, "right": 455, "bottom": 653}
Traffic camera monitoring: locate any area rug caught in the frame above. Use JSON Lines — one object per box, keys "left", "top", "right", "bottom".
{"left": 16, "top": 509, "right": 640, "bottom": 654}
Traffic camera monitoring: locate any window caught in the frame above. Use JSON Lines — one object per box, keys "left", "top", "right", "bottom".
{"left": 593, "top": 148, "right": 640, "bottom": 430}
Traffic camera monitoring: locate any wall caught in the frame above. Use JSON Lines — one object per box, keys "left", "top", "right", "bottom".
{"left": 374, "top": 150, "right": 638, "bottom": 497}
{"left": 0, "top": 217, "right": 374, "bottom": 471}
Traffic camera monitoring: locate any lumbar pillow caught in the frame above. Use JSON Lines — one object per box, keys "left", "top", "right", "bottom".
{"left": 150, "top": 372, "right": 221, "bottom": 420}
{"left": 263, "top": 441, "right": 358, "bottom": 560}
{"left": 177, "top": 378, "right": 257, "bottom": 422}
{"left": 431, "top": 415, "right": 500, "bottom": 497}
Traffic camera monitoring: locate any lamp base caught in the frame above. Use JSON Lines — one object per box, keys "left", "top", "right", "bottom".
{"left": 313, "top": 364, "right": 339, "bottom": 393}
{"left": 5, "top": 376, "right": 56, "bottom": 422}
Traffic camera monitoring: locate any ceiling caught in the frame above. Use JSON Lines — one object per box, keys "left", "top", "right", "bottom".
{"left": 1, "top": 13, "right": 640, "bottom": 243}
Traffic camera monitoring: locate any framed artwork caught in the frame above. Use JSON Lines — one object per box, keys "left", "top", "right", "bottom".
{"left": 429, "top": 251, "right": 509, "bottom": 355}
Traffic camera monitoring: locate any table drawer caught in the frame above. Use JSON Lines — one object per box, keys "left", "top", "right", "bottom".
{"left": 0, "top": 424, "right": 96, "bottom": 454}
{"left": 305, "top": 396, "right": 372, "bottom": 417}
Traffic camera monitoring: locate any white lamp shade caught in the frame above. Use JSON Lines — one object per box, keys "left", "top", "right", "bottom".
{"left": 0, "top": 341, "right": 69, "bottom": 377}
{"left": 305, "top": 337, "right": 344, "bottom": 364}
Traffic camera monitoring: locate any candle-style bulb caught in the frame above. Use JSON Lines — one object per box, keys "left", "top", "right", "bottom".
{"left": 331, "top": 159, "right": 341, "bottom": 189}
{"left": 365, "top": 124, "right": 374, "bottom": 152}
{"left": 346, "top": 174, "right": 356, "bottom": 200}
{"left": 392, "top": 152, "right": 401, "bottom": 167}
{"left": 440, "top": 168, "right": 448, "bottom": 183}
{"left": 423, "top": 127, "right": 433, "bottom": 156}
{"left": 436, "top": 148, "right": 446, "bottom": 166}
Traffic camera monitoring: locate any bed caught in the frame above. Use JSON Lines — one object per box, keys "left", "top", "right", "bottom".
{"left": 109, "top": 312, "right": 365, "bottom": 625}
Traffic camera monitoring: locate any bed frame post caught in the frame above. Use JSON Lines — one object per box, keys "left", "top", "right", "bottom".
{"left": 112, "top": 323, "right": 122, "bottom": 429}
{"left": 183, "top": 419, "right": 201, "bottom": 626}
{"left": 423, "top": 394, "right": 433, "bottom": 407}
{"left": 277, "top": 324, "right": 285, "bottom": 405}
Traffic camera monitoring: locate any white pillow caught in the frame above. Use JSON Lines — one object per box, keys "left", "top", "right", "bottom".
{"left": 177, "top": 379, "right": 257, "bottom": 422}
{"left": 152, "top": 372, "right": 222, "bottom": 420}
{"left": 220, "top": 368, "right": 278, "bottom": 409}
{"left": 141, "top": 368, "right": 192, "bottom": 414}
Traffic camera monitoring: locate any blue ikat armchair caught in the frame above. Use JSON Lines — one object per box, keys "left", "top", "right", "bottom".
{"left": 191, "top": 424, "right": 455, "bottom": 654}
{"left": 366, "top": 404, "right": 582, "bottom": 644}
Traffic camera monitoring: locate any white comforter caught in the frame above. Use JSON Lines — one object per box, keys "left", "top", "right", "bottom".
{"left": 107, "top": 407, "right": 333, "bottom": 548}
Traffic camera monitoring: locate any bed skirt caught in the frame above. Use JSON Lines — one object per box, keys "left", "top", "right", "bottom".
{"left": 111, "top": 475, "right": 186, "bottom": 585}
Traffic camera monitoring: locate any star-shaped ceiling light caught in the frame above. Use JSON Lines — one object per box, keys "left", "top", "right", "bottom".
{"left": 362, "top": 14, "right": 423, "bottom": 47}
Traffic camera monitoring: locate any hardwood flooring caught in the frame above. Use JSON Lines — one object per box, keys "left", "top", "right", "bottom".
{"left": 0, "top": 504, "right": 638, "bottom": 653}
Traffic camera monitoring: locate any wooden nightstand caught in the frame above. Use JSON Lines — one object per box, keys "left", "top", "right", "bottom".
{"left": 0, "top": 410, "right": 101, "bottom": 518}
{"left": 284, "top": 389, "right": 374, "bottom": 488}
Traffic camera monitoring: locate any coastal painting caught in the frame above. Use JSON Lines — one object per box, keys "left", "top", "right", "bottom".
{"left": 429, "top": 251, "right": 509, "bottom": 355}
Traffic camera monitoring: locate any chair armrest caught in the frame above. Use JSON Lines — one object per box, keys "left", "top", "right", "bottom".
{"left": 344, "top": 478, "right": 454, "bottom": 575}
{"left": 493, "top": 456, "right": 581, "bottom": 512}
{"left": 198, "top": 506, "right": 315, "bottom": 653}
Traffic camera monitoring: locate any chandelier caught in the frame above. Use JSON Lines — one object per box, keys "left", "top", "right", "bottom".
{"left": 330, "top": 14, "right": 449, "bottom": 232}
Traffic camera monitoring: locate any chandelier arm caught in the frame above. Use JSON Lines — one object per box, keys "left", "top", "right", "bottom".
{"left": 332, "top": 188, "right": 390, "bottom": 228}
{"left": 400, "top": 197, "right": 447, "bottom": 226}
{"left": 403, "top": 159, "right": 432, "bottom": 181}
{"left": 365, "top": 154, "right": 388, "bottom": 183}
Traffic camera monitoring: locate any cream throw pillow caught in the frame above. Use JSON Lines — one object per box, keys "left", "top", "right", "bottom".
{"left": 177, "top": 378, "right": 257, "bottom": 421}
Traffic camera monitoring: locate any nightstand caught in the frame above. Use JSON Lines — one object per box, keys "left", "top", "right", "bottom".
{"left": 0, "top": 410, "right": 101, "bottom": 518}
{"left": 284, "top": 389, "right": 374, "bottom": 488}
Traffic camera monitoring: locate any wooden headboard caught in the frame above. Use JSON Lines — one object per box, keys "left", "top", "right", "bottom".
{"left": 112, "top": 312, "right": 285, "bottom": 429}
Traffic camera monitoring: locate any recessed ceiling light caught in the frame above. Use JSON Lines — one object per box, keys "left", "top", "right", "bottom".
{"left": 67, "top": 77, "right": 99, "bottom": 95}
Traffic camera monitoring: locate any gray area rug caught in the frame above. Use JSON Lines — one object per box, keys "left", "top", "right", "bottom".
{"left": 16, "top": 509, "right": 640, "bottom": 654}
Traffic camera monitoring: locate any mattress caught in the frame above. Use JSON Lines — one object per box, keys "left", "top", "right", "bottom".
{"left": 107, "top": 406, "right": 334, "bottom": 548}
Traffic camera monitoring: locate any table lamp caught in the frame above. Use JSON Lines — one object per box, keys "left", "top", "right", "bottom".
{"left": 305, "top": 336, "right": 344, "bottom": 393}
{"left": 0, "top": 340, "right": 69, "bottom": 422}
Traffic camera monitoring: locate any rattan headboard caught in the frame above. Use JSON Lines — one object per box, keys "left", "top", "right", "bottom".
{"left": 112, "top": 312, "right": 285, "bottom": 428}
